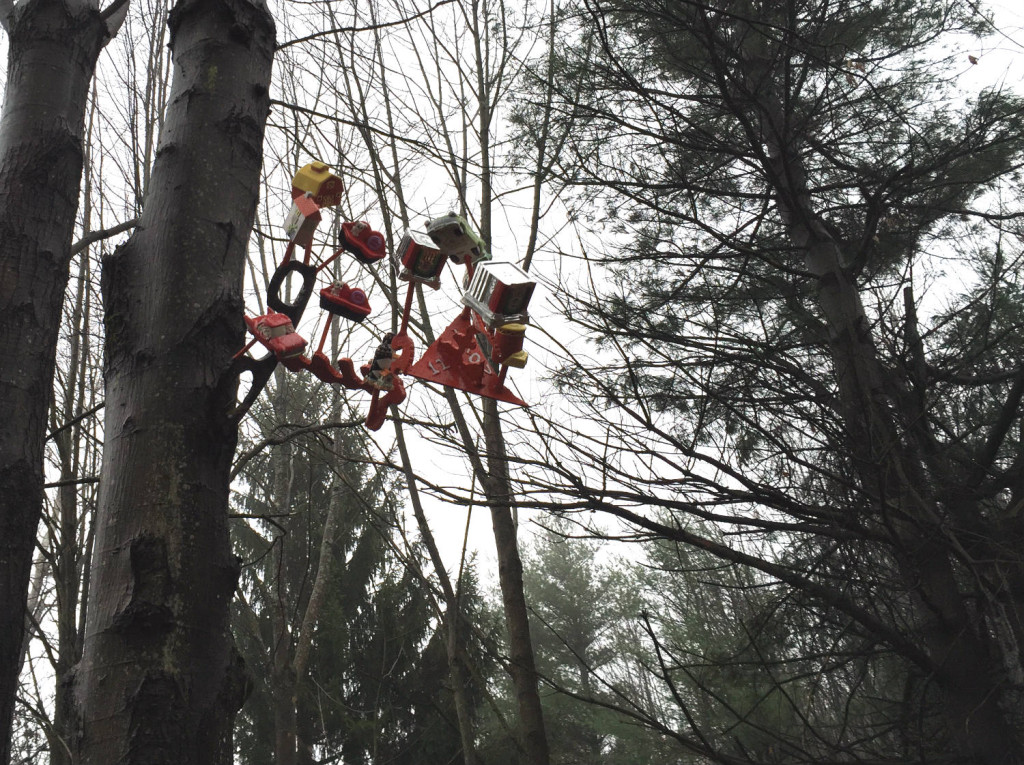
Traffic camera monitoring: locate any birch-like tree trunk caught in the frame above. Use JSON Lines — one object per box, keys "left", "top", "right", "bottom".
{"left": 73, "top": 1, "right": 274, "bottom": 762}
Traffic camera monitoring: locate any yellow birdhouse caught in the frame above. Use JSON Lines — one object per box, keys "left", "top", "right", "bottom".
{"left": 291, "top": 161, "right": 344, "bottom": 208}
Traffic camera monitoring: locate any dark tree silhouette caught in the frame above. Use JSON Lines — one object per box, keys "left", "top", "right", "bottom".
{"left": 502, "top": 0, "right": 1024, "bottom": 762}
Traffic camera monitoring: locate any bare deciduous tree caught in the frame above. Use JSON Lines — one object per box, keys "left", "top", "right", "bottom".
{"left": 73, "top": 1, "right": 274, "bottom": 761}
{"left": 0, "top": 1, "right": 127, "bottom": 759}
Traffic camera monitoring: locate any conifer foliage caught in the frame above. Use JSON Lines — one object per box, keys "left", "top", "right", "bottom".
{"left": 511, "top": 0, "right": 1024, "bottom": 762}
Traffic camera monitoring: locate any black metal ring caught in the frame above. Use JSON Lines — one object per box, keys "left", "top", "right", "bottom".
{"left": 267, "top": 260, "right": 318, "bottom": 322}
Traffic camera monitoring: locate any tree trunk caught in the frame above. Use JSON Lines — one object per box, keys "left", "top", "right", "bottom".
{"left": 760, "top": 100, "right": 1024, "bottom": 764}
{"left": 73, "top": 1, "right": 274, "bottom": 762}
{"left": 395, "top": 421, "right": 482, "bottom": 765}
{"left": 272, "top": 663, "right": 297, "bottom": 765}
{"left": 270, "top": 384, "right": 299, "bottom": 765}
{"left": 0, "top": 2, "right": 123, "bottom": 760}
{"left": 49, "top": 225, "right": 92, "bottom": 765}
{"left": 472, "top": 13, "right": 550, "bottom": 748}
{"left": 483, "top": 400, "right": 550, "bottom": 765}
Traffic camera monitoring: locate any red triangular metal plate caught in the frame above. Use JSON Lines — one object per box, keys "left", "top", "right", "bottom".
{"left": 406, "top": 312, "right": 527, "bottom": 406}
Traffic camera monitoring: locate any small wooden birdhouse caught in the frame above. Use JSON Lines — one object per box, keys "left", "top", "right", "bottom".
{"left": 283, "top": 194, "right": 321, "bottom": 248}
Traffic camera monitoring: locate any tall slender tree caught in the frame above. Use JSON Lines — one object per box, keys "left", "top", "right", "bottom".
{"left": 0, "top": 1, "right": 127, "bottom": 759}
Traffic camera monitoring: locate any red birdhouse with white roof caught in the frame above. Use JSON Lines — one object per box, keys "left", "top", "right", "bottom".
{"left": 283, "top": 194, "right": 321, "bottom": 249}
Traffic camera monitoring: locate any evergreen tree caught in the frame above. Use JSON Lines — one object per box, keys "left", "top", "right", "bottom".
{"left": 510, "top": 0, "right": 1024, "bottom": 762}
{"left": 231, "top": 373, "right": 484, "bottom": 765}
{"left": 520, "top": 522, "right": 688, "bottom": 765}
{"left": 523, "top": 522, "right": 617, "bottom": 764}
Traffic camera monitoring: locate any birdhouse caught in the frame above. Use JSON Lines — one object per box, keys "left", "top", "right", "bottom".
{"left": 491, "top": 323, "right": 528, "bottom": 368}
{"left": 283, "top": 194, "right": 321, "bottom": 248}
{"left": 462, "top": 261, "right": 536, "bottom": 328}
{"left": 426, "top": 213, "right": 489, "bottom": 264}
{"left": 291, "top": 161, "right": 344, "bottom": 208}
{"left": 395, "top": 229, "right": 445, "bottom": 289}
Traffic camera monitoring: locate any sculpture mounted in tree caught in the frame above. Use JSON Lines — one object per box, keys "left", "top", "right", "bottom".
{"left": 231, "top": 162, "right": 538, "bottom": 431}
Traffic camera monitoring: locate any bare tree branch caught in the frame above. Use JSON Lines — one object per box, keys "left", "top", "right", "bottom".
{"left": 275, "top": 0, "right": 456, "bottom": 51}
{"left": 100, "top": 0, "right": 130, "bottom": 37}
{"left": 71, "top": 218, "right": 137, "bottom": 256}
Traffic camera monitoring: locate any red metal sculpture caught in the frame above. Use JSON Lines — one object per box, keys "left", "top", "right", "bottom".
{"left": 232, "top": 163, "right": 537, "bottom": 431}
